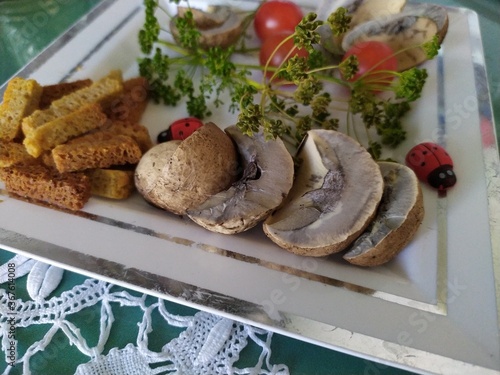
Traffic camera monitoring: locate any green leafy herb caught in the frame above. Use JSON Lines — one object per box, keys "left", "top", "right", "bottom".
{"left": 327, "top": 7, "right": 352, "bottom": 36}
{"left": 138, "top": 0, "right": 439, "bottom": 159}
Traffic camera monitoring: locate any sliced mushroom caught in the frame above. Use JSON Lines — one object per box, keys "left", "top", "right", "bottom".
{"left": 317, "top": 0, "right": 407, "bottom": 55}
{"left": 135, "top": 123, "right": 238, "bottom": 215}
{"left": 400, "top": 3, "right": 449, "bottom": 44}
{"left": 170, "top": 6, "right": 244, "bottom": 49}
{"left": 187, "top": 125, "right": 294, "bottom": 234}
{"left": 177, "top": 6, "right": 231, "bottom": 30}
{"left": 343, "top": 161, "right": 424, "bottom": 266}
{"left": 342, "top": 5, "right": 448, "bottom": 70}
{"left": 263, "top": 129, "right": 384, "bottom": 257}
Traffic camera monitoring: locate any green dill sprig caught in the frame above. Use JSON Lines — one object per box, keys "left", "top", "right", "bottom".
{"left": 423, "top": 35, "right": 440, "bottom": 59}
{"left": 327, "top": 7, "right": 352, "bottom": 36}
{"left": 138, "top": 1, "right": 437, "bottom": 159}
{"left": 138, "top": 0, "right": 160, "bottom": 54}
{"left": 174, "top": 10, "right": 201, "bottom": 50}
{"left": 294, "top": 12, "right": 322, "bottom": 52}
{"left": 395, "top": 68, "right": 428, "bottom": 101}
{"left": 137, "top": 0, "right": 258, "bottom": 119}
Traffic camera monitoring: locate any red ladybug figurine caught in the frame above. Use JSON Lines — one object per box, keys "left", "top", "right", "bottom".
{"left": 405, "top": 142, "right": 457, "bottom": 191}
{"left": 157, "top": 117, "right": 204, "bottom": 143}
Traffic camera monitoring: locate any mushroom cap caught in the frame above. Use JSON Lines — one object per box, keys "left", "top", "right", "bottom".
{"left": 134, "top": 123, "right": 238, "bottom": 215}
{"left": 343, "top": 161, "right": 424, "bottom": 266}
{"left": 187, "top": 126, "right": 294, "bottom": 234}
{"left": 263, "top": 129, "right": 384, "bottom": 257}
{"left": 134, "top": 140, "right": 181, "bottom": 207}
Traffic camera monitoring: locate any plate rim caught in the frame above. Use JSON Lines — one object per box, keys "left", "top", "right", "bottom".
{"left": 1, "top": 2, "right": 499, "bottom": 374}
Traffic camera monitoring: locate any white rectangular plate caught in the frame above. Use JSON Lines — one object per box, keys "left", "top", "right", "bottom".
{"left": 1, "top": 1, "right": 499, "bottom": 374}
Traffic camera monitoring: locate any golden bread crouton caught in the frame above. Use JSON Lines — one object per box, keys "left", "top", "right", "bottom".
{"left": 52, "top": 130, "right": 142, "bottom": 173}
{"left": 39, "top": 151, "right": 56, "bottom": 169}
{"left": 39, "top": 79, "right": 93, "bottom": 109}
{"left": 89, "top": 168, "right": 135, "bottom": 199}
{"left": 104, "top": 120, "right": 153, "bottom": 153}
{"left": 106, "top": 77, "right": 149, "bottom": 124}
{"left": 0, "top": 77, "right": 43, "bottom": 141}
{"left": 0, "top": 162, "right": 91, "bottom": 211}
{"left": 0, "top": 141, "right": 35, "bottom": 168}
{"left": 22, "top": 72, "right": 123, "bottom": 136}
{"left": 23, "top": 103, "right": 108, "bottom": 157}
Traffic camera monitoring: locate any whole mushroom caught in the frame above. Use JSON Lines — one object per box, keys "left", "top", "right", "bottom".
{"left": 134, "top": 122, "right": 238, "bottom": 215}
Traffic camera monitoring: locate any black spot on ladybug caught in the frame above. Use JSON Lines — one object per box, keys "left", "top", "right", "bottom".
{"left": 422, "top": 150, "right": 428, "bottom": 155}
{"left": 420, "top": 162, "right": 426, "bottom": 167}
{"left": 157, "top": 129, "right": 171, "bottom": 143}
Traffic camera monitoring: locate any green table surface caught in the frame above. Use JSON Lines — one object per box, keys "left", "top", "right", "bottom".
{"left": 0, "top": 1, "right": 499, "bottom": 374}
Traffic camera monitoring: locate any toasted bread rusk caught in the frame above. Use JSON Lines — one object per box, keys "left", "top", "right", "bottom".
{"left": 23, "top": 103, "right": 108, "bottom": 157}
{"left": 39, "top": 79, "right": 93, "bottom": 109}
{"left": 106, "top": 77, "right": 149, "bottom": 124}
{"left": 89, "top": 168, "right": 135, "bottom": 199}
{"left": 0, "top": 141, "right": 35, "bottom": 167}
{"left": 104, "top": 120, "right": 153, "bottom": 153}
{"left": 22, "top": 72, "right": 123, "bottom": 136}
{"left": 52, "top": 131, "right": 142, "bottom": 173}
{"left": 0, "top": 163, "right": 91, "bottom": 211}
{"left": 0, "top": 77, "right": 43, "bottom": 142}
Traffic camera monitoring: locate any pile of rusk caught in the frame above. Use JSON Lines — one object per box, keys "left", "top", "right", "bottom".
{"left": 0, "top": 71, "right": 153, "bottom": 211}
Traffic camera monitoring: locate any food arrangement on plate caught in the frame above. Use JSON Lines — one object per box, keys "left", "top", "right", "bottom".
{"left": 0, "top": 0, "right": 457, "bottom": 267}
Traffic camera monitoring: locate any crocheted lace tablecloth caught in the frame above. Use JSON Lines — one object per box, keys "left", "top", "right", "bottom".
{"left": 0, "top": 253, "right": 290, "bottom": 375}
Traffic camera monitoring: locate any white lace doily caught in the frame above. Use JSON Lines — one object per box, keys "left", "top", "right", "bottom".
{"left": 0, "top": 254, "right": 289, "bottom": 375}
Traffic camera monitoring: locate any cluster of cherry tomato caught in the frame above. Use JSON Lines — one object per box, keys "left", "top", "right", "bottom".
{"left": 254, "top": 0, "right": 307, "bottom": 78}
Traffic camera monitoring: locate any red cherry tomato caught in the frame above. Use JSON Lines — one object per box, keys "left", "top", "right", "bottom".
{"left": 254, "top": 0, "right": 303, "bottom": 42}
{"left": 405, "top": 142, "right": 457, "bottom": 191}
{"left": 259, "top": 32, "right": 308, "bottom": 80}
{"left": 342, "top": 41, "right": 398, "bottom": 84}
{"left": 157, "top": 117, "right": 204, "bottom": 142}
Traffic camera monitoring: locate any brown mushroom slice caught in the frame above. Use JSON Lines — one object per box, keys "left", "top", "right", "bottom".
{"left": 170, "top": 9, "right": 244, "bottom": 49}
{"left": 134, "top": 123, "right": 238, "bottom": 215}
{"left": 187, "top": 125, "right": 294, "bottom": 234}
{"left": 400, "top": 3, "right": 449, "bottom": 44}
{"left": 317, "top": 0, "right": 407, "bottom": 55}
{"left": 177, "top": 6, "right": 231, "bottom": 30}
{"left": 263, "top": 129, "right": 384, "bottom": 257}
{"left": 342, "top": 5, "right": 448, "bottom": 71}
{"left": 343, "top": 161, "right": 424, "bottom": 266}
{"left": 339, "top": 0, "right": 407, "bottom": 29}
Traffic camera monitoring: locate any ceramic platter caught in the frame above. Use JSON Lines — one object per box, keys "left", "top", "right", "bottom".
{"left": 1, "top": 1, "right": 499, "bottom": 374}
